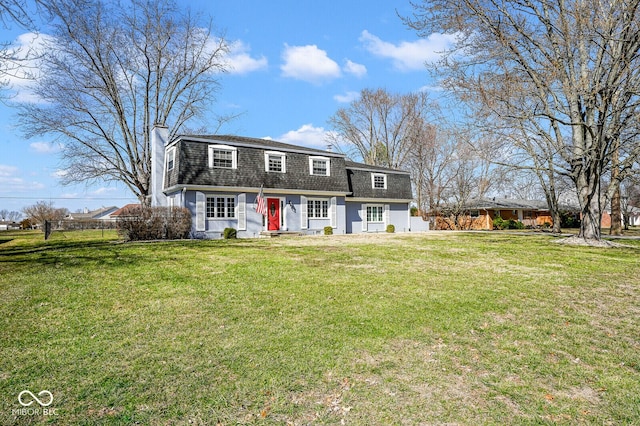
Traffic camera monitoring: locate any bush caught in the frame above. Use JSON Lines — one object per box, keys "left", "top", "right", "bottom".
{"left": 323, "top": 226, "right": 333, "bottom": 235}
{"left": 493, "top": 217, "right": 524, "bottom": 230}
{"left": 117, "top": 206, "right": 192, "bottom": 241}
{"left": 386, "top": 224, "right": 395, "bottom": 233}
{"left": 223, "top": 227, "right": 237, "bottom": 239}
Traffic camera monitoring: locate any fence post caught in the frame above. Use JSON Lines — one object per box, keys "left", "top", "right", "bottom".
{"left": 44, "top": 220, "right": 51, "bottom": 240}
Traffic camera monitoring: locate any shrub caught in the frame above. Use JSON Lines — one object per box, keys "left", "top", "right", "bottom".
{"left": 493, "top": 216, "right": 506, "bottom": 230}
{"left": 117, "top": 206, "right": 191, "bottom": 241}
{"left": 507, "top": 219, "right": 525, "bottom": 230}
{"left": 323, "top": 226, "right": 333, "bottom": 235}
{"left": 386, "top": 224, "right": 395, "bottom": 233}
{"left": 223, "top": 227, "right": 237, "bottom": 239}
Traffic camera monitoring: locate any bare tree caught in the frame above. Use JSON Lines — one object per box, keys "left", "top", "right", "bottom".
{"left": 0, "top": 0, "right": 45, "bottom": 95}
{"left": 0, "top": 209, "right": 8, "bottom": 221}
{"left": 327, "top": 88, "right": 436, "bottom": 169}
{"left": 7, "top": 210, "right": 22, "bottom": 222}
{"left": 22, "top": 201, "right": 67, "bottom": 228}
{"left": 17, "top": 0, "right": 228, "bottom": 203}
{"left": 406, "top": 0, "right": 640, "bottom": 242}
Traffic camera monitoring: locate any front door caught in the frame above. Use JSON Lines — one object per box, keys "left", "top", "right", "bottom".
{"left": 267, "top": 198, "right": 280, "bottom": 231}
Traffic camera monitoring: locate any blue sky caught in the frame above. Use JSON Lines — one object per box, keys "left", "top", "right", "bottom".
{"left": 0, "top": 0, "right": 453, "bottom": 214}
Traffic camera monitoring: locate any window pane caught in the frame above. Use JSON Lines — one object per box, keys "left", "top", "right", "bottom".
{"left": 213, "top": 149, "right": 233, "bottom": 168}
{"left": 268, "top": 155, "right": 282, "bottom": 172}
{"left": 312, "top": 159, "right": 327, "bottom": 175}
{"left": 206, "top": 197, "right": 215, "bottom": 218}
{"left": 216, "top": 197, "right": 225, "bottom": 217}
{"left": 373, "top": 175, "right": 385, "bottom": 188}
{"left": 227, "top": 197, "right": 235, "bottom": 218}
{"left": 321, "top": 201, "right": 328, "bottom": 218}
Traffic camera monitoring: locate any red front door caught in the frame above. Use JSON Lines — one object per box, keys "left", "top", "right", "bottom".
{"left": 267, "top": 198, "right": 280, "bottom": 230}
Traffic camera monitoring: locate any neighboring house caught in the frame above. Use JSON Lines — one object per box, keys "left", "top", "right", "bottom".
{"left": 149, "top": 126, "right": 428, "bottom": 238}
{"left": 66, "top": 206, "right": 119, "bottom": 222}
{"left": 628, "top": 206, "right": 640, "bottom": 227}
{"left": 111, "top": 204, "right": 142, "bottom": 218}
{"left": 0, "top": 221, "right": 20, "bottom": 231}
{"left": 435, "top": 198, "right": 554, "bottom": 230}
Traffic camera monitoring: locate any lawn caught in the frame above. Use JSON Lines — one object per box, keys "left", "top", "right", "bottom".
{"left": 1, "top": 230, "right": 639, "bottom": 425}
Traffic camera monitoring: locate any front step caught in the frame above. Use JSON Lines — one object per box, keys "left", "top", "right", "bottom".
{"left": 259, "top": 231, "right": 305, "bottom": 238}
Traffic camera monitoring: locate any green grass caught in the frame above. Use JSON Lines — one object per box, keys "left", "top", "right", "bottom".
{"left": 1, "top": 230, "right": 639, "bottom": 425}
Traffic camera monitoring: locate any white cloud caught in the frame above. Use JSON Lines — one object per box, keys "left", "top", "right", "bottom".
{"left": 280, "top": 44, "right": 341, "bottom": 84}
{"left": 278, "top": 124, "right": 335, "bottom": 149}
{"left": 29, "top": 141, "right": 63, "bottom": 154}
{"left": 0, "top": 164, "right": 45, "bottom": 193}
{"left": 418, "top": 84, "right": 445, "bottom": 93}
{"left": 343, "top": 60, "right": 367, "bottom": 78}
{"left": 0, "top": 165, "right": 18, "bottom": 177}
{"left": 359, "top": 30, "right": 457, "bottom": 71}
{"left": 225, "top": 40, "right": 268, "bottom": 75}
{"left": 91, "top": 187, "right": 117, "bottom": 195}
{"left": 333, "top": 91, "right": 360, "bottom": 103}
{"left": 51, "top": 169, "right": 68, "bottom": 179}
{"left": 4, "top": 32, "right": 52, "bottom": 103}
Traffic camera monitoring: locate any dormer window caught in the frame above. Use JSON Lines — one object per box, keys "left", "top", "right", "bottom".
{"left": 208, "top": 145, "right": 237, "bottom": 169}
{"left": 309, "top": 156, "right": 330, "bottom": 176}
{"left": 372, "top": 173, "right": 387, "bottom": 189}
{"left": 265, "top": 151, "right": 286, "bottom": 173}
{"left": 166, "top": 147, "right": 176, "bottom": 171}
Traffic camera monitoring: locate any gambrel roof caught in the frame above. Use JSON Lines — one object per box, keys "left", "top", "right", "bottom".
{"left": 164, "top": 134, "right": 413, "bottom": 201}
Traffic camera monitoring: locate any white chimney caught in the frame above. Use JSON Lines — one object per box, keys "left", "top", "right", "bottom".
{"left": 150, "top": 124, "right": 169, "bottom": 207}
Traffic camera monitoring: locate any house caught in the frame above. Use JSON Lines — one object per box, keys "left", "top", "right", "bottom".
{"left": 66, "top": 206, "right": 119, "bottom": 222}
{"left": 110, "top": 204, "right": 142, "bottom": 218}
{"left": 149, "top": 125, "right": 428, "bottom": 238}
{"left": 435, "top": 198, "right": 554, "bottom": 230}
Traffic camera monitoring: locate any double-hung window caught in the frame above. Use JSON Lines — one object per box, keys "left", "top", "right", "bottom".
{"left": 307, "top": 199, "right": 329, "bottom": 219}
{"left": 309, "top": 156, "right": 330, "bottom": 176}
{"left": 371, "top": 173, "right": 387, "bottom": 189}
{"left": 206, "top": 196, "right": 236, "bottom": 219}
{"left": 265, "top": 151, "right": 286, "bottom": 173}
{"left": 366, "top": 205, "right": 384, "bottom": 223}
{"left": 208, "top": 145, "right": 237, "bottom": 169}
{"left": 166, "top": 147, "right": 176, "bottom": 171}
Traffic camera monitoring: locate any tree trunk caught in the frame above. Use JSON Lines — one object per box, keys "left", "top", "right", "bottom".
{"left": 610, "top": 144, "right": 622, "bottom": 235}
{"left": 610, "top": 184, "right": 622, "bottom": 235}
{"left": 578, "top": 197, "right": 601, "bottom": 240}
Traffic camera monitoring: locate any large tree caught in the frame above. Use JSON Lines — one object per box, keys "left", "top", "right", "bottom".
{"left": 406, "top": 0, "right": 640, "bottom": 242}
{"left": 17, "top": 0, "right": 228, "bottom": 203}
{"left": 327, "top": 88, "right": 435, "bottom": 169}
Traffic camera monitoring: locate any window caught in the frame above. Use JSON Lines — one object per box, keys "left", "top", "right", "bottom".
{"left": 206, "top": 196, "right": 236, "bottom": 218}
{"left": 371, "top": 173, "right": 387, "bottom": 189}
{"left": 208, "top": 145, "right": 237, "bottom": 169}
{"left": 309, "top": 156, "right": 330, "bottom": 176}
{"left": 307, "top": 199, "right": 329, "bottom": 219}
{"left": 470, "top": 210, "right": 480, "bottom": 218}
{"left": 366, "top": 205, "right": 384, "bottom": 222}
{"left": 264, "top": 151, "right": 286, "bottom": 173}
{"left": 166, "top": 147, "right": 175, "bottom": 171}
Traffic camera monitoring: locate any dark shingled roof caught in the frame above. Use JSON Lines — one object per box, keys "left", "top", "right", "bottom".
{"left": 165, "top": 135, "right": 414, "bottom": 200}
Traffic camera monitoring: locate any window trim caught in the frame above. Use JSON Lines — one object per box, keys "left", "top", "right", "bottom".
{"left": 307, "top": 198, "right": 330, "bottom": 219}
{"left": 366, "top": 204, "right": 384, "bottom": 223}
{"left": 205, "top": 195, "right": 237, "bottom": 219}
{"left": 371, "top": 173, "right": 387, "bottom": 189}
{"left": 309, "top": 156, "right": 330, "bottom": 176}
{"left": 264, "top": 151, "right": 287, "bottom": 173}
{"left": 166, "top": 146, "right": 176, "bottom": 171}
{"left": 208, "top": 144, "right": 238, "bottom": 169}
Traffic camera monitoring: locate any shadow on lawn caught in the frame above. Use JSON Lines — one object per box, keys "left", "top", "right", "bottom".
{"left": 0, "top": 239, "right": 144, "bottom": 268}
